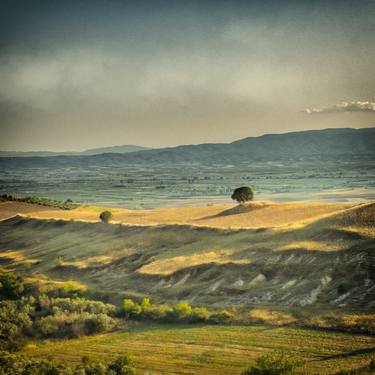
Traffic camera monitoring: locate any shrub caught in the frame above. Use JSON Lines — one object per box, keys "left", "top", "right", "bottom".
{"left": 0, "top": 352, "right": 136, "bottom": 375}
{"left": 165, "top": 302, "right": 192, "bottom": 322}
{"left": 36, "top": 311, "right": 117, "bottom": 338}
{"left": 0, "top": 272, "right": 25, "bottom": 299}
{"left": 0, "top": 300, "right": 32, "bottom": 351}
{"left": 242, "top": 352, "right": 301, "bottom": 375}
{"left": 0, "top": 352, "right": 70, "bottom": 375}
{"left": 50, "top": 297, "right": 116, "bottom": 315}
{"left": 190, "top": 307, "right": 210, "bottom": 323}
{"left": 99, "top": 210, "right": 112, "bottom": 223}
{"left": 122, "top": 299, "right": 142, "bottom": 319}
{"left": 209, "top": 310, "right": 234, "bottom": 324}
{"left": 107, "top": 354, "right": 136, "bottom": 375}
{"left": 146, "top": 305, "right": 171, "bottom": 321}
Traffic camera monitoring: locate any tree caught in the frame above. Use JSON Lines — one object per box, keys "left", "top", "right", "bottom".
{"left": 107, "top": 355, "right": 136, "bottom": 375}
{"left": 231, "top": 186, "right": 254, "bottom": 204}
{"left": 99, "top": 211, "right": 112, "bottom": 223}
{"left": 242, "top": 352, "right": 301, "bottom": 375}
{"left": 122, "top": 299, "right": 141, "bottom": 318}
{"left": 0, "top": 272, "right": 25, "bottom": 299}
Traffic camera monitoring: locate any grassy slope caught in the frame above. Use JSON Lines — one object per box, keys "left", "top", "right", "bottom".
{"left": 1, "top": 200, "right": 355, "bottom": 228}
{"left": 0, "top": 201, "right": 374, "bottom": 309}
{"left": 22, "top": 323, "right": 375, "bottom": 374}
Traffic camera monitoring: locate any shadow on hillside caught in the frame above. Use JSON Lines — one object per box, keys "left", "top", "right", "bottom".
{"left": 319, "top": 346, "right": 375, "bottom": 361}
{"left": 196, "top": 202, "right": 270, "bottom": 221}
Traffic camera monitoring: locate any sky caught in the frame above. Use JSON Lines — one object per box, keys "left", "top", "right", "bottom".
{"left": 1, "top": 0, "right": 375, "bottom": 151}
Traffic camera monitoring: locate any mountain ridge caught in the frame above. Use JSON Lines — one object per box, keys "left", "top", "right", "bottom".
{"left": 0, "top": 144, "right": 150, "bottom": 157}
{"left": 1, "top": 127, "right": 374, "bottom": 167}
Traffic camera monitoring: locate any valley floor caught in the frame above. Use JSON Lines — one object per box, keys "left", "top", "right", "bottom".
{"left": 22, "top": 323, "right": 375, "bottom": 374}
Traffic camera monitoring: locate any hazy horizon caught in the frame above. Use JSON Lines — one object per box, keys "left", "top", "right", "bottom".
{"left": 0, "top": 125, "right": 374, "bottom": 153}
{"left": 1, "top": 0, "right": 375, "bottom": 151}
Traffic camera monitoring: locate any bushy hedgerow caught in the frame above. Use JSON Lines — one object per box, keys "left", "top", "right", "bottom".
{"left": 32, "top": 296, "right": 118, "bottom": 338}
{"left": 122, "top": 298, "right": 233, "bottom": 324}
{"left": 0, "top": 194, "right": 78, "bottom": 210}
{"left": 35, "top": 311, "right": 117, "bottom": 338}
{"left": 0, "top": 282, "right": 120, "bottom": 350}
{"left": 0, "top": 351, "right": 136, "bottom": 375}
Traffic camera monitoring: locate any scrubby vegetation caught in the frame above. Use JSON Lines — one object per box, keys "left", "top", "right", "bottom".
{"left": 0, "top": 194, "right": 78, "bottom": 210}
{"left": 1, "top": 271, "right": 375, "bottom": 374}
{"left": 0, "top": 272, "right": 119, "bottom": 351}
{"left": 0, "top": 351, "right": 136, "bottom": 374}
{"left": 304, "top": 313, "right": 375, "bottom": 335}
{"left": 122, "top": 298, "right": 233, "bottom": 324}
{"left": 120, "top": 298, "right": 375, "bottom": 335}
{"left": 242, "top": 352, "right": 302, "bottom": 375}
{"left": 0, "top": 271, "right": 25, "bottom": 299}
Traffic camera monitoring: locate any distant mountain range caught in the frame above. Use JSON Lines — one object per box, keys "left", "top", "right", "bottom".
{"left": 1, "top": 127, "right": 374, "bottom": 167}
{"left": 0, "top": 145, "right": 150, "bottom": 157}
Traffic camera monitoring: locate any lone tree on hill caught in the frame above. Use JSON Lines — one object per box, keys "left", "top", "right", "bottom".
{"left": 231, "top": 186, "right": 254, "bottom": 204}
{"left": 99, "top": 210, "right": 112, "bottom": 223}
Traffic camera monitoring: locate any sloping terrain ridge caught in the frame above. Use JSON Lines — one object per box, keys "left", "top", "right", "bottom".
{"left": 0, "top": 202, "right": 374, "bottom": 310}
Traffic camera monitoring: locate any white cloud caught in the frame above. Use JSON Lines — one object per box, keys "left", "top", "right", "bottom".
{"left": 305, "top": 101, "right": 375, "bottom": 114}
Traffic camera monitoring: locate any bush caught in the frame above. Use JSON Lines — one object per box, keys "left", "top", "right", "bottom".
{"left": 99, "top": 210, "right": 112, "bottom": 223}
{"left": 0, "top": 272, "right": 25, "bottom": 299}
{"left": 165, "top": 302, "right": 192, "bottom": 322}
{"left": 122, "top": 299, "right": 142, "bottom": 319}
{"left": 0, "top": 300, "right": 32, "bottom": 351}
{"left": 242, "top": 352, "right": 301, "bottom": 375}
{"left": 36, "top": 311, "right": 117, "bottom": 338}
{"left": 190, "top": 307, "right": 210, "bottom": 323}
{"left": 209, "top": 310, "right": 234, "bottom": 324}
{"left": 108, "top": 355, "right": 136, "bottom": 375}
{"left": 50, "top": 297, "right": 116, "bottom": 315}
{"left": 0, "top": 352, "right": 136, "bottom": 375}
{"left": 0, "top": 352, "right": 70, "bottom": 374}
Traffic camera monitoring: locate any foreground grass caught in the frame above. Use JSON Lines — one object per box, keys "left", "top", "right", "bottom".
{"left": 22, "top": 324, "right": 375, "bottom": 374}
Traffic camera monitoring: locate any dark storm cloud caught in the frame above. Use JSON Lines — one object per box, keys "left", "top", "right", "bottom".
{"left": 1, "top": 0, "right": 375, "bottom": 150}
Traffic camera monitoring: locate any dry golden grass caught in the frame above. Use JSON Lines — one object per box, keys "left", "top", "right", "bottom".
{"left": 25, "top": 275, "right": 87, "bottom": 294}
{"left": 0, "top": 250, "right": 39, "bottom": 264}
{"left": 0, "top": 200, "right": 357, "bottom": 229}
{"left": 0, "top": 201, "right": 58, "bottom": 220}
{"left": 247, "top": 309, "right": 297, "bottom": 326}
{"left": 139, "top": 250, "right": 249, "bottom": 275}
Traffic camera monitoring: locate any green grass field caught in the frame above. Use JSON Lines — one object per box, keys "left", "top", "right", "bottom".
{"left": 22, "top": 323, "right": 375, "bottom": 374}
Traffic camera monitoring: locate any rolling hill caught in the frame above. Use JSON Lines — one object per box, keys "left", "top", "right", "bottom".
{"left": 0, "top": 200, "right": 374, "bottom": 310}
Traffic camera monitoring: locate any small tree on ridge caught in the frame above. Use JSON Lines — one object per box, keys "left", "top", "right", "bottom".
{"left": 99, "top": 210, "right": 112, "bottom": 223}
{"left": 231, "top": 186, "right": 254, "bottom": 204}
